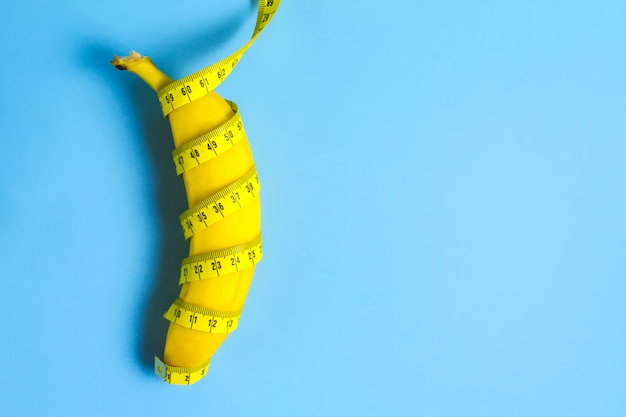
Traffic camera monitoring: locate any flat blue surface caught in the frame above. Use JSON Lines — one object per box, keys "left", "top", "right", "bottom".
{"left": 1, "top": 1, "right": 625, "bottom": 415}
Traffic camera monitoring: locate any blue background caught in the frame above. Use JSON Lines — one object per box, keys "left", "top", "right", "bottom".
{"left": 1, "top": 1, "right": 625, "bottom": 415}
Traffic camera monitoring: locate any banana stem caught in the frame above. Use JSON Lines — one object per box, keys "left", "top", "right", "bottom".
{"left": 111, "top": 51, "right": 174, "bottom": 92}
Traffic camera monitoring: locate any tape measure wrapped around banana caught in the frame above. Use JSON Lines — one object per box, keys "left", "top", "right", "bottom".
{"left": 111, "top": 0, "right": 280, "bottom": 385}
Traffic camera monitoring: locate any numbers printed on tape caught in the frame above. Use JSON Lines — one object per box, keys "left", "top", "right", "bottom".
{"left": 172, "top": 101, "right": 245, "bottom": 175}
{"left": 164, "top": 298, "right": 241, "bottom": 334}
{"left": 157, "top": 0, "right": 281, "bottom": 117}
{"left": 180, "top": 234, "right": 263, "bottom": 285}
{"left": 179, "top": 165, "right": 260, "bottom": 239}
{"left": 154, "top": 356, "right": 210, "bottom": 385}
{"left": 152, "top": 0, "right": 279, "bottom": 385}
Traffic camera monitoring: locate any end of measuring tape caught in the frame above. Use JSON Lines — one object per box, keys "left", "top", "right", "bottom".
{"left": 155, "top": 356, "right": 210, "bottom": 385}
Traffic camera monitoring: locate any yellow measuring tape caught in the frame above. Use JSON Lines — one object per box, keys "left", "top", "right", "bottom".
{"left": 155, "top": 356, "right": 210, "bottom": 385}
{"left": 157, "top": 298, "right": 242, "bottom": 384}
{"left": 171, "top": 101, "right": 245, "bottom": 175}
{"left": 154, "top": 0, "right": 279, "bottom": 385}
{"left": 164, "top": 298, "right": 241, "bottom": 333}
{"left": 179, "top": 164, "right": 260, "bottom": 239}
{"left": 180, "top": 233, "right": 263, "bottom": 284}
{"left": 157, "top": 0, "right": 280, "bottom": 117}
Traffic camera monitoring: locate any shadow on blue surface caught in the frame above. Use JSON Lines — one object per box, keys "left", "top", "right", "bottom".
{"left": 80, "top": 41, "right": 185, "bottom": 373}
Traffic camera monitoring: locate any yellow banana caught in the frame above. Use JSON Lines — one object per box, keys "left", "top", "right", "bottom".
{"left": 111, "top": 49, "right": 261, "bottom": 384}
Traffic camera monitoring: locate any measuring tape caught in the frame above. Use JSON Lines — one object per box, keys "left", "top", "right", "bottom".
{"left": 157, "top": 0, "right": 280, "bottom": 117}
{"left": 164, "top": 298, "right": 241, "bottom": 333}
{"left": 179, "top": 233, "right": 262, "bottom": 284}
{"left": 179, "top": 164, "right": 260, "bottom": 239}
{"left": 171, "top": 101, "right": 246, "bottom": 175}
{"left": 155, "top": 356, "right": 210, "bottom": 385}
{"left": 154, "top": 0, "right": 279, "bottom": 385}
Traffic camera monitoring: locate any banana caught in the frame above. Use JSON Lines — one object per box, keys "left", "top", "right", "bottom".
{"left": 111, "top": 50, "right": 261, "bottom": 384}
